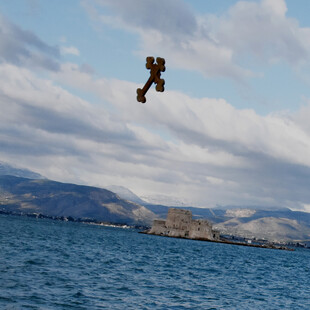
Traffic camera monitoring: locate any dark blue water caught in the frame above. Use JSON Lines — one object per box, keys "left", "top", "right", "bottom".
{"left": 1, "top": 214, "right": 310, "bottom": 309}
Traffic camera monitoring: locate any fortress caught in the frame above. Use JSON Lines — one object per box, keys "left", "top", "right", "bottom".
{"left": 148, "top": 208, "right": 220, "bottom": 241}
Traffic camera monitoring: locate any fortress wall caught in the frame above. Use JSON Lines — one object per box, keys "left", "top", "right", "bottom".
{"left": 189, "top": 219, "right": 215, "bottom": 239}
{"left": 212, "top": 230, "right": 221, "bottom": 240}
{"left": 148, "top": 208, "right": 220, "bottom": 241}
{"left": 149, "top": 219, "right": 167, "bottom": 235}
{"left": 165, "top": 208, "right": 192, "bottom": 231}
{"left": 167, "top": 228, "right": 188, "bottom": 238}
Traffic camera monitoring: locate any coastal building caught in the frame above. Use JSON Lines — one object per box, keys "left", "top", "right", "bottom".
{"left": 148, "top": 208, "right": 220, "bottom": 241}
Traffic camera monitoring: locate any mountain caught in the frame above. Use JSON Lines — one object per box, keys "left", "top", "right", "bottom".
{"left": 106, "top": 186, "right": 227, "bottom": 221}
{"left": 107, "top": 186, "right": 310, "bottom": 241}
{"left": 1, "top": 172, "right": 310, "bottom": 241}
{"left": 139, "top": 194, "right": 191, "bottom": 207}
{"left": 212, "top": 208, "right": 310, "bottom": 242}
{"left": 0, "top": 162, "right": 43, "bottom": 179}
{"left": 147, "top": 205, "right": 310, "bottom": 242}
{"left": 214, "top": 216, "right": 310, "bottom": 241}
{"left": 106, "top": 185, "right": 147, "bottom": 205}
{"left": 0, "top": 175, "right": 155, "bottom": 225}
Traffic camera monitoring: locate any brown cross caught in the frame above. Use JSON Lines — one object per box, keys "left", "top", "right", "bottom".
{"left": 137, "top": 56, "right": 165, "bottom": 103}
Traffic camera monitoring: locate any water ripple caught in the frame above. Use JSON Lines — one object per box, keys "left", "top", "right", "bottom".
{"left": 1, "top": 214, "right": 310, "bottom": 309}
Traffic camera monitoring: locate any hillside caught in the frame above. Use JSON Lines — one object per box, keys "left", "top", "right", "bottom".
{"left": 0, "top": 175, "right": 155, "bottom": 225}
{"left": 1, "top": 172, "right": 310, "bottom": 241}
{"left": 214, "top": 215, "right": 310, "bottom": 242}
{"left": 0, "top": 162, "right": 43, "bottom": 179}
{"left": 112, "top": 187, "right": 310, "bottom": 242}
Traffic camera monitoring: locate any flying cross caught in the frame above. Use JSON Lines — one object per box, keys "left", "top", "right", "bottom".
{"left": 137, "top": 56, "right": 165, "bottom": 103}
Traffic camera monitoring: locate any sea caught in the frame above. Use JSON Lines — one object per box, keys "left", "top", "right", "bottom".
{"left": 1, "top": 214, "right": 310, "bottom": 310}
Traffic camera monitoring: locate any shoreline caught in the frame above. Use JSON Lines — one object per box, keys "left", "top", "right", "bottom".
{"left": 140, "top": 231, "right": 295, "bottom": 251}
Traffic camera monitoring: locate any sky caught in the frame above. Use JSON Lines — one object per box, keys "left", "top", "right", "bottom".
{"left": 1, "top": 0, "right": 310, "bottom": 210}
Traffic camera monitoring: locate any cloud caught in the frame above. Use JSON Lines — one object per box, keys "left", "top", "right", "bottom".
{"left": 54, "top": 63, "right": 310, "bottom": 169}
{"left": 1, "top": 2, "right": 310, "bottom": 211}
{"left": 0, "top": 63, "right": 136, "bottom": 148}
{"left": 0, "top": 63, "right": 178, "bottom": 186}
{"left": 94, "top": 0, "right": 197, "bottom": 38}
{"left": 61, "top": 46, "right": 80, "bottom": 56}
{"left": 215, "top": 0, "right": 310, "bottom": 66}
{"left": 0, "top": 14, "right": 60, "bottom": 71}
{"left": 0, "top": 61, "right": 310, "bottom": 209}
{"left": 84, "top": 0, "right": 310, "bottom": 80}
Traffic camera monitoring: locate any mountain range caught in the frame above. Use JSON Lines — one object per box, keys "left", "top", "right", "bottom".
{"left": 0, "top": 162, "right": 44, "bottom": 179}
{"left": 0, "top": 174, "right": 155, "bottom": 225}
{"left": 1, "top": 162, "right": 310, "bottom": 242}
{"left": 108, "top": 185, "right": 310, "bottom": 240}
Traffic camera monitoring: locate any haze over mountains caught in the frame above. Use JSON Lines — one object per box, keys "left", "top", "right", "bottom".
{"left": 1, "top": 162, "right": 310, "bottom": 242}
{"left": 0, "top": 165, "right": 156, "bottom": 225}
{"left": 0, "top": 162, "right": 44, "bottom": 180}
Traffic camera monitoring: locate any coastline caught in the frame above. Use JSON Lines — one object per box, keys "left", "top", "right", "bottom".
{"left": 140, "top": 231, "right": 295, "bottom": 251}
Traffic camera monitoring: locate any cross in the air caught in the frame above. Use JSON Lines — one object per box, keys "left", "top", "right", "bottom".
{"left": 136, "top": 56, "right": 165, "bottom": 103}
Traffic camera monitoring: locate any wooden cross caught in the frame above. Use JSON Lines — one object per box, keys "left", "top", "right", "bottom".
{"left": 137, "top": 56, "right": 165, "bottom": 103}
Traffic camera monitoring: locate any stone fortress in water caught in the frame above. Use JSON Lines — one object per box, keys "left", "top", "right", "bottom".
{"left": 148, "top": 208, "right": 220, "bottom": 241}
{"left": 146, "top": 208, "right": 293, "bottom": 251}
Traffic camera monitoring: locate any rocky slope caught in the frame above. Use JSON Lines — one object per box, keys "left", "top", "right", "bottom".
{"left": 214, "top": 214, "right": 310, "bottom": 242}
{"left": 1, "top": 168, "right": 310, "bottom": 241}
{"left": 0, "top": 175, "right": 155, "bottom": 225}
{"left": 112, "top": 187, "right": 310, "bottom": 242}
{"left": 106, "top": 185, "right": 147, "bottom": 205}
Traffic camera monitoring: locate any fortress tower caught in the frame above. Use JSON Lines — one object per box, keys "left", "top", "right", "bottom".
{"left": 149, "top": 208, "right": 220, "bottom": 241}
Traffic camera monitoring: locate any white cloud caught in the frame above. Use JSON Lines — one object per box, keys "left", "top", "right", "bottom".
{"left": 53, "top": 62, "right": 310, "bottom": 167}
{"left": 85, "top": 0, "right": 310, "bottom": 79}
{"left": 61, "top": 46, "right": 80, "bottom": 56}
{"left": 0, "top": 61, "right": 304, "bottom": 209}
{"left": 1, "top": 2, "right": 310, "bottom": 210}
{"left": 89, "top": 0, "right": 197, "bottom": 38}
{"left": 262, "top": 0, "right": 287, "bottom": 17}
{"left": 215, "top": 0, "right": 310, "bottom": 66}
